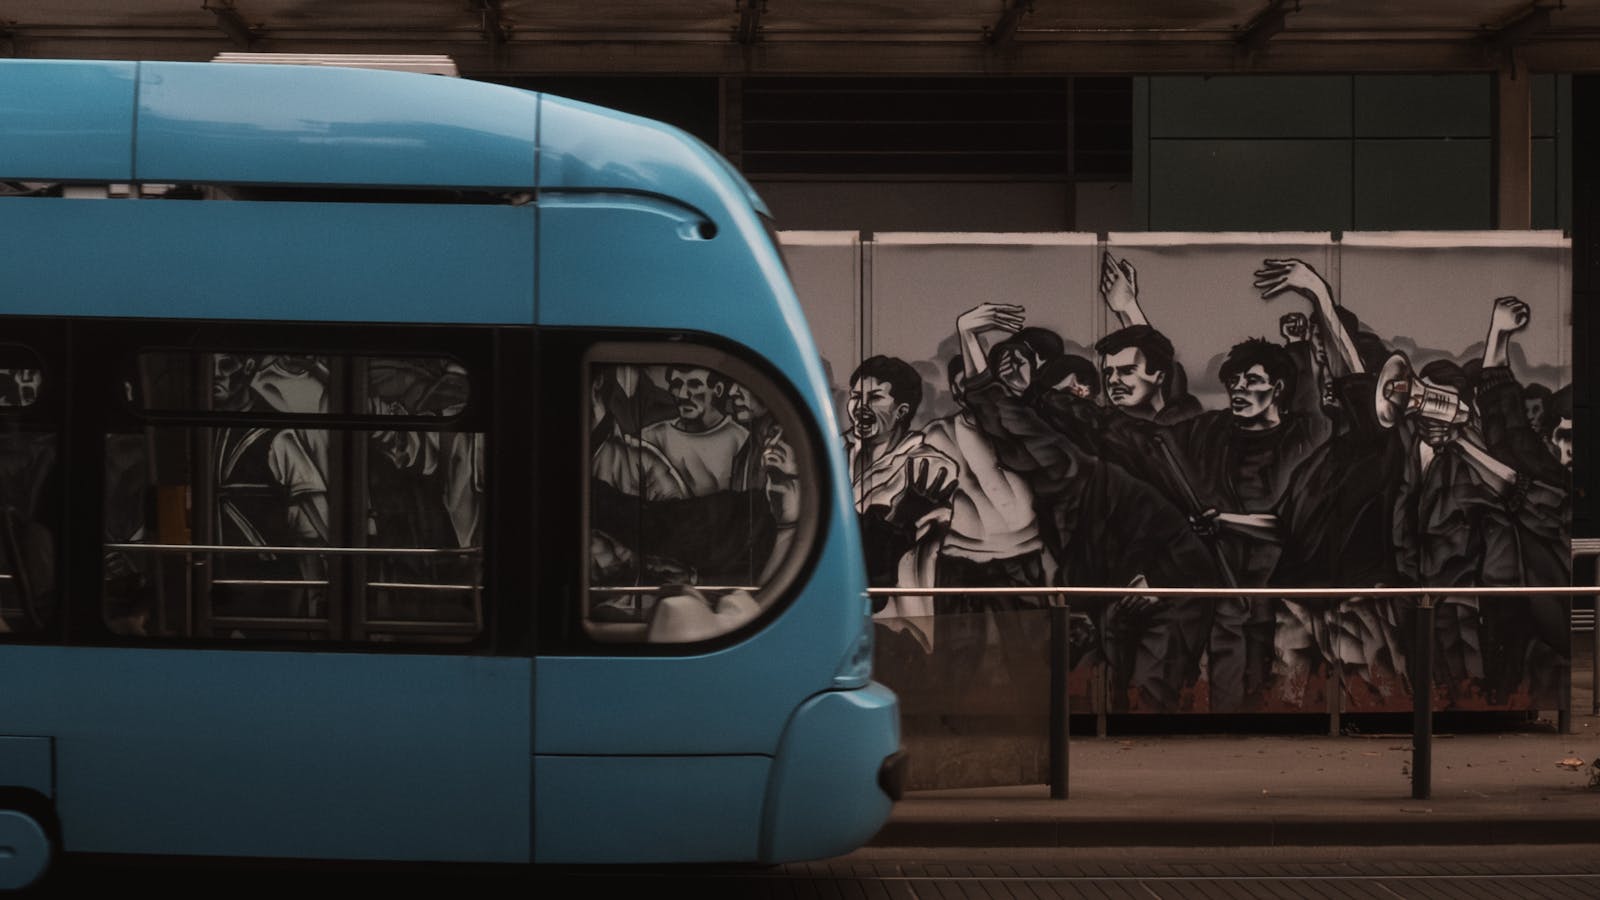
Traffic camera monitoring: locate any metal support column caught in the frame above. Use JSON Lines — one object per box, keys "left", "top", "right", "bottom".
{"left": 1049, "top": 602, "right": 1070, "bottom": 800}
{"left": 1412, "top": 594, "right": 1435, "bottom": 801}
{"left": 1496, "top": 59, "right": 1533, "bottom": 229}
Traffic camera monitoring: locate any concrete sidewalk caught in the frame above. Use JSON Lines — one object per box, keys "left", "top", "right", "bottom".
{"left": 874, "top": 711, "right": 1600, "bottom": 848}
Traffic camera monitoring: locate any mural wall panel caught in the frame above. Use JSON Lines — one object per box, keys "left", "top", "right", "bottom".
{"left": 863, "top": 235, "right": 1101, "bottom": 721}
{"left": 780, "top": 231, "right": 861, "bottom": 422}
{"left": 784, "top": 230, "right": 1573, "bottom": 746}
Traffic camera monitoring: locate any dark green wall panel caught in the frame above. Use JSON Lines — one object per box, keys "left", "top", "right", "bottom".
{"left": 1534, "top": 137, "right": 1557, "bottom": 229}
{"left": 1149, "top": 139, "right": 1351, "bottom": 230}
{"left": 1149, "top": 76, "right": 1350, "bottom": 139}
{"left": 1354, "top": 75, "right": 1489, "bottom": 138}
{"left": 1353, "top": 139, "right": 1492, "bottom": 229}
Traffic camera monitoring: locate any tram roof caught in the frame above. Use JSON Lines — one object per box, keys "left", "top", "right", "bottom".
{"left": 1, "top": 59, "right": 750, "bottom": 217}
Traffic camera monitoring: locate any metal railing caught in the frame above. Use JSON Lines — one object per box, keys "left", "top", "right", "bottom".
{"left": 868, "top": 584, "right": 1600, "bottom": 802}
{"left": 105, "top": 543, "right": 482, "bottom": 557}
{"left": 104, "top": 542, "right": 484, "bottom": 638}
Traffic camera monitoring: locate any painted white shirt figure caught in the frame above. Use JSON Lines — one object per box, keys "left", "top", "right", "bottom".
{"left": 921, "top": 412, "right": 1041, "bottom": 562}
{"left": 642, "top": 416, "right": 748, "bottom": 496}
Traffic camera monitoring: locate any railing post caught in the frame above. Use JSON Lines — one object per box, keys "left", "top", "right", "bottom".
{"left": 1049, "top": 600, "right": 1070, "bottom": 800}
{"left": 1412, "top": 593, "right": 1434, "bottom": 801}
{"left": 1592, "top": 555, "right": 1599, "bottom": 718}
{"left": 1327, "top": 601, "right": 1342, "bottom": 737}
{"left": 1559, "top": 562, "right": 1579, "bottom": 734}
{"left": 1095, "top": 647, "right": 1109, "bottom": 739}
{"left": 1560, "top": 610, "right": 1573, "bottom": 733}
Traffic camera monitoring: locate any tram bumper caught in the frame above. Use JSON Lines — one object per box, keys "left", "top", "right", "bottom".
{"left": 760, "top": 681, "right": 901, "bottom": 863}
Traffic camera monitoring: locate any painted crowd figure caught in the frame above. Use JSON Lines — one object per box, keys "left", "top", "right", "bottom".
{"left": 585, "top": 361, "right": 813, "bottom": 644}
{"left": 209, "top": 353, "right": 332, "bottom": 623}
{"left": 850, "top": 252, "right": 1571, "bottom": 715}
{"left": 922, "top": 355, "right": 1052, "bottom": 700}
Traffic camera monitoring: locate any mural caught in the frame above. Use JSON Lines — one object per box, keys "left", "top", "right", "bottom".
{"left": 585, "top": 360, "right": 805, "bottom": 644}
{"left": 789, "top": 231, "right": 1572, "bottom": 726}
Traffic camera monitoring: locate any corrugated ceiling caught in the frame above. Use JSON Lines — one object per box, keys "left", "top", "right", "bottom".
{"left": 1, "top": 1, "right": 1596, "bottom": 74}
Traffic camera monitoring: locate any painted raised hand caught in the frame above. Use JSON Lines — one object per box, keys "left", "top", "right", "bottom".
{"left": 1100, "top": 254, "right": 1140, "bottom": 316}
{"left": 1279, "top": 312, "right": 1309, "bottom": 344}
{"left": 1489, "top": 296, "right": 1530, "bottom": 335}
{"left": 956, "top": 302, "right": 1026, "bottom": 335}
{"left": 1254, "top": 258, "right": 1327, "bottom": 302}
{"left": 888, "top": 455, "right": 957, "bottom": 528}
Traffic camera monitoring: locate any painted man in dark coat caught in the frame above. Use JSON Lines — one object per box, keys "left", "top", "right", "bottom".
{"left": 1371, "top": 298, "right": 1569, "bottom": 706}
{"left": 955, "top": 302, "right": 1225, "bottom": 711}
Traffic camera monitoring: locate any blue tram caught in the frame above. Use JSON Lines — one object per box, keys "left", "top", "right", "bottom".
{"left": 0, "top": 59, "right": 901, "bottom": 887}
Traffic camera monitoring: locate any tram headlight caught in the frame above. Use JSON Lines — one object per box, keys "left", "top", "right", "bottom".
{"left": 831, "top": 592, "right": 875, "bottom": 689}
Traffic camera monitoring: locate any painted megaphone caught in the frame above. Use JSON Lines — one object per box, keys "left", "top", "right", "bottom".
{"left": 1374, "top": 351, "right": 1470, "bottom": 429}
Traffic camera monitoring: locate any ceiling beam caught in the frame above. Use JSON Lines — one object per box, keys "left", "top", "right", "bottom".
{"left": 1236, "top": 0, "right": 1297, "bottom": 57}
{"left": 986, "top": 0, "right": 1032, "bottom": 49}
{"left": 735, "top": 0, "right": 765, "bottom": 45}
{"left": 200, "top": 1, "right": 259, "bottom": 49}
{"left": 450, "top": 36, "right": 1600, "bottom": 75}
{"left": 9, "top": 30, "right": 1600, "bottom": 75}
{"left": 472, "top": 0, "right": 513, "bottom": 45}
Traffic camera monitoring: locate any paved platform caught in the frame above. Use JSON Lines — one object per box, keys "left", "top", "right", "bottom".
{"left": 874, "top": 707, "right": 1600, "bottom": 847}
{"left": 877, "top": 637, "right": 1600, "bottom": 850}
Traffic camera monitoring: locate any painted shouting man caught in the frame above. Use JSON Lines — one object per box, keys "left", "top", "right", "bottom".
{"left": 844, "top": 355, "right": 956, "bottom": 654}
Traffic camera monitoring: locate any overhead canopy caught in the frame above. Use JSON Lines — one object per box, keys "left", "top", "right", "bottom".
{"left": 3, "top": 1, "right": 1598, "bottom": 75}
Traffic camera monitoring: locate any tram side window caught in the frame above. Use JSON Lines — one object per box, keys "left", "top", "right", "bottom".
{"left": 103, "top": 351, "right": 486, "bottom": 645}
{"left": 586, "top": 348, "right": 817, "bottom": 644}
{"left": 0, "top": 349, "right": 57, "bottom": 637}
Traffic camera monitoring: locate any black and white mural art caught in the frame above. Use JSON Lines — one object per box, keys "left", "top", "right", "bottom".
{"left": 586, "top": 360, "right": 806, "bottom": 644}
{"left": 784, "top": 231, "right": 1573, "bottom": 725}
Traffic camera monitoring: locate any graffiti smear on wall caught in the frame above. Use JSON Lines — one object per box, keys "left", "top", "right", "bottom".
{"left": 784, "top": 231, "right": 1572, "bottom": 726}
